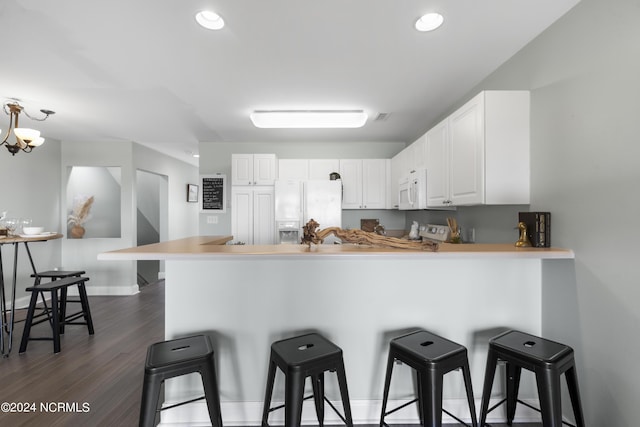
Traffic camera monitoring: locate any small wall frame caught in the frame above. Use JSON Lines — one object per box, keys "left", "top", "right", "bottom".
{"left": 187, "top": 184, "right": 198, "bottom": 202}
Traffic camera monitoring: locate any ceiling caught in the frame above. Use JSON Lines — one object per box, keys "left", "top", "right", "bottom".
{"left": 0, "top": 0, "right": 580, "bottom": 166}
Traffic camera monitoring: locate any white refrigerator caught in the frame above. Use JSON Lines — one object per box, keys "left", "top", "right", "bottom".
{"left": 274, "top": 180, "right": 342, "bottom": 244}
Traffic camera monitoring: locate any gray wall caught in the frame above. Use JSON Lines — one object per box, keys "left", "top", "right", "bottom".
{"left": 465, "top": 0, "right": 639, "bottom": 424}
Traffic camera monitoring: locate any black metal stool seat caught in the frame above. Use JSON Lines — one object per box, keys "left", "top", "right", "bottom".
{"left": 31, "top": 270, "right": 87, "bottom": 333}
{"left": 380, "top": 330, "right": 478, "bottom": 427}
{"left": 261, "top": 332, "right": 353, "bottom": 427}
{"left": 19, "top": 276, "right": 94, "bottom": 354}
{"left": 139, "top": 334, "right": 223, "bottom": 427}
{"left": 478, "top": 330, "right": 585, "bottom": 427}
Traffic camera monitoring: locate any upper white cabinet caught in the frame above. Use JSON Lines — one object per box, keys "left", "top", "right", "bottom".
{"left": 277, "top": 159, "right": 340, "bottom": 180}
{"left": 309, "top": 159, "right": 340, "bottom": 180}
{"left": 278, "top": 159, "right": 308, "bottom": 180}
{"left": 232, "top": 154, "right": 277, "bottom": 185}
{"left": 340, "top": 159, "right": 387, "bottom": 209}
{"left": 426, "top": 91, "right": 530, "bottom": 207}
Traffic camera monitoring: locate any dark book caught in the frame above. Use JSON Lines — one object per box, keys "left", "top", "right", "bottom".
{"left": 518, "top": 212, "right": 551, "bottom": 247}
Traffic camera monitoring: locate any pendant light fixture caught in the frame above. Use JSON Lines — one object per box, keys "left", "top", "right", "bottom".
{"left": 0, "top": 101, "right": 55, "bottom": 155}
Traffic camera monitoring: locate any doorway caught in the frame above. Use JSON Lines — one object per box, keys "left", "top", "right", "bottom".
{"left": 136, "top": 170, "right": 168, "bottom": 287}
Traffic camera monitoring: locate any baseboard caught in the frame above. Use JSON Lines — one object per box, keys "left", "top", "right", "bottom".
{"left": 12, "top": 283, "right": 140, "bottom": 310}
{"left": 158, "top": 398, "right": 542, "bottom": 426}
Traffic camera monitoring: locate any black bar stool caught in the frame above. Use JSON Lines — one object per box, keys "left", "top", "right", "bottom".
{"left": 31, "top": 270, "right": 86, "bottom": 333}
{"left": 139, "top": 334, "right": 223, "bottom": 427}
{"left": 478, "top": 330, "right": 585, "bottom": 427}
{"left": 380, "top": 329, "right": 478, "bottom": 427}
{"left": 19, "top": 276, "right": 94, "bottom": 354}
{"left": 261, "top": 332, "right": 353, "bottom": 427}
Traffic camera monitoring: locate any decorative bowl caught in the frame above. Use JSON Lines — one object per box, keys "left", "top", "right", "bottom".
{"left": 23, "top": 226, "right": 45, "bottom": 235}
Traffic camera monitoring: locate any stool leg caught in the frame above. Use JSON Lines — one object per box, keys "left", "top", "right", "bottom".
{"left": 18, "top": 291, "right": 40, "bottom": 353}
{"left": 59, "top": 286, "right": 68, "bottom": 334}
{"left": 379, "top": 352, "right": 395, "bottom": 426}
{"left": 200, "top": 357, "right": 223, "bottom": 427}
{"left": 419, "top": 368, "right": 443, "bottom": 427}
{"left": 284, "top": 372, "right": 305, "bottom": 427}
{"left": 335, "top": 360, "right": 353, "bottom": 426}
{"left": 77, "top": 283, "right": 95, "bottom": 334}
{"left": 139, "top": 372, "right": 163, "bottom": 427}
{"left": 479, "top": 349, "right": 499, "bottom": 427}
{"left": 536, "top": 368, "right": 563, "bottom": 427}
{"left": 50, "top": 291, "right": 61, "bottom": 353}
{"left": 312, "top": 373, "right": 325, "bottom": 426}
{"left": 261, "top": 359, "right": 277, "bottom": 426}
{"left": 416, "top": 370, "right": 425, "bottom": 426}
{"left": 506, "top": 363, "right": 522, "bottom": 424}
{"left": 565, "top": 365, "right": 586, "bottom": 427}
{"left": 461, "top": 360, "right": 479, "bottom": 427}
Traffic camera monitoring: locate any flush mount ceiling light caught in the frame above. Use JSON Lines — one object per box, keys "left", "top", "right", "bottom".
{"left": 0, "top": 100, "right": 55, "bottom": 155}
{"left": 250, "top": 110, "right": 368, "bottom": 129}
{"left": 195, "top": 10, "right": 225, "bottom": 30}
{"left": 415, "top": 12, "right": 444, "bottom": 32}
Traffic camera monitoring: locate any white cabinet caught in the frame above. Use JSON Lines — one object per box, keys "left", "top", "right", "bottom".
{"left": 390, "top": 149, "right": 408, "bottom": 209}
{"left": 231, "top": 186, "right": 275, "bottom": 244}
{"left": 232, "top": 154, "right": 277, "bottom": 185}
{"left": 277, "top": 159, "right": 340, "bottom": 180}
{"left": 308, "top": 159, "right": 340, "bottom": 180}
{"left": 339, "top": 159, "right": 387, "bottom": 209}
{"left": 278, "top": 159, "right": 308, "bottom": 180}
{"left": 426, "top": 91, "right": 530, "bottom": 207}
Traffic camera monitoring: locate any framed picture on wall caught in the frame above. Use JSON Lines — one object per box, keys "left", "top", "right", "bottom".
{"left": 187, "top": 184, "right": 199, "bottom": 202}
{"left": 199, "top": 174, "right": 226, "bottom": 213}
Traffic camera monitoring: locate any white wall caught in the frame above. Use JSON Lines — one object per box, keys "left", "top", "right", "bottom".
{"left": 464, "top": 0, "right": 640, "bottom": 424}
{"left": 0, "top": 140, "right": 62, "bottom": 306}
{"left": 59, "top": 141, "right": 199, "bottom": 296}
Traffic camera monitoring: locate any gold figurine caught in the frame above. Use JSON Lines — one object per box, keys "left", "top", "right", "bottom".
{"left": 515, "top": 221, "right": 531, "bottom": 247}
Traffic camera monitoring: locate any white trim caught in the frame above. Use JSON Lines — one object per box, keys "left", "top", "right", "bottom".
{"left": 12, "top": 283, "right": 139, "bottom": 309}
{"left": 158, "top": 398, "right": 542, "bottom": 426}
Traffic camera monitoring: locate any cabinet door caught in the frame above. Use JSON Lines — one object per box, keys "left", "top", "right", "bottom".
{"left": 231, "top": 154, "right": 254, "bottom": 185}
{"left": 449, "top": 93, "right": 485, "bottom": 205}
{"left": 390, "top": 149, "right": 408, "bottom": 209}
{"left": 253, "top": 154, "right": 277, "bottom": 185}
{"left": 278, "top": 159, "right": 308, "bottom": 180}
{"left": 252, "top": 187, "right": 275, "bottom": 244}
{"left": 231, "top": 187, "right": 253, "bottom": 243}
{"left": 308, "top": 159, "right": 340, "bottom": 180}
{"left": 413, "top": 135, "right": 427, "bottom": 170}
{"left": 362, "top": 159, "right": 386, "bottom": 209}
{"left": 425, "top": 120, "right": 450, "bottom": 207}
{"left": 339, "top": 159, "right": 363, "bottom": 209}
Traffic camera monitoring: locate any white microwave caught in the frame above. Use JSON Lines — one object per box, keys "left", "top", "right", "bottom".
{"left": 398, "top": 169, "right": 427, "bottom": 210}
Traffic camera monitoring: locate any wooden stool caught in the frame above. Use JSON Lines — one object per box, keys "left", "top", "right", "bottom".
{"left": 261, "top": 332, "right": 353, "bottom": 427}
{"left": 31, "top": 270, "right": 86, "bottom": 333}
{"left": 139, "top": 334, "right": 223, "bottom": 427}
{"left": 19, "top": 276, "right": 94, "bottom": 354}
{"left": 478, "top": 330, "right": 585, "bottom": 427}
{"left": 380, "top": 330, "right": 478, "bottom": 427}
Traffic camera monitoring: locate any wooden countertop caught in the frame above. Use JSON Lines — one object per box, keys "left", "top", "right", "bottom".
{"left": 98, "top": 235, "right": 574, "bottom": 261}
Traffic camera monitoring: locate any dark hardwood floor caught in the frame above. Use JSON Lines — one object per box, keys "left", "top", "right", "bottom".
{"left": 0, "top": 281, "right": 539, "bottom": 427}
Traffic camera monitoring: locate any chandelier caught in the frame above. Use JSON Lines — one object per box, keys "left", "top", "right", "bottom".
{"left": 1, "top": 100, "right": 55, "bottom": 155}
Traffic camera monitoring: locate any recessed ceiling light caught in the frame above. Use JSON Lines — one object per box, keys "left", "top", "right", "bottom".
{"left": 195, "top": 11, "right": 225, "bottom": 30}
{"left": 250, "top": 110, "right": 368, "bottom": 129}
{"left": 415, "top": 13, "right": 444, "bottom": 32}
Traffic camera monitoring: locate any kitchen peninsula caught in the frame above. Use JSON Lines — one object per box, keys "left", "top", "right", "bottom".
{"left": 99, "top": 237, "right": 574, "bottom": 425}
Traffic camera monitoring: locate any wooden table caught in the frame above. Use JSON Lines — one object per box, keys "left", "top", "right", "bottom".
{"left": 0, "top": 233, "right": 63, "bottom": 356}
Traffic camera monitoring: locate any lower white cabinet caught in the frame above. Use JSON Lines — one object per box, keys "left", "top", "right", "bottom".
{"left": 231, "top": 186, "right": 275, "bottom": 244}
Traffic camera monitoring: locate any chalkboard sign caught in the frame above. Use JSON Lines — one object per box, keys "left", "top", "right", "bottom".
{"left": 200, "top": 174, "right": 226, "bottom": 213}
